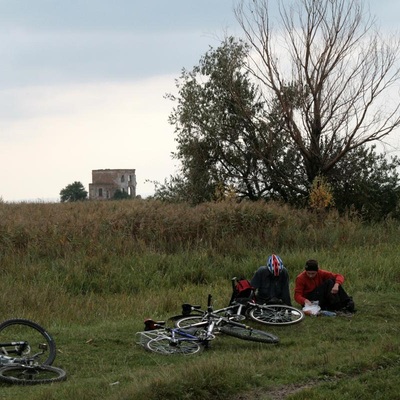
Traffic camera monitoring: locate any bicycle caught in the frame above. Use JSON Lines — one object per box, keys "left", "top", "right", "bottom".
{"left": 138, "top": 294, "right": 279, "bottom": 356}
{"left": 174, "top": 277, "right": 305, "bottom": 327}
{"left": 0, "top": 318, "right": 66, "bottom": 385}
{"left": 137, "top": 319, "right": 216, "bottom": 355}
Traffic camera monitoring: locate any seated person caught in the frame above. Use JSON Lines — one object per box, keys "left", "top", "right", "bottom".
{"left": 294, "top": 259, "right": 355, "bottom": 313}
{"left": 250, "top": 254, "right": 292, "bottom": 306}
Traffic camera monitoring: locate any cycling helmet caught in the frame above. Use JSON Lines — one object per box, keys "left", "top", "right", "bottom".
{"left": 267, "top": 254, "right": 284, "bottom": 276}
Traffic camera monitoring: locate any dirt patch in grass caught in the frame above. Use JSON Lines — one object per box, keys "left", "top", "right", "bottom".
{"left": 230, "top": 382, "right": 316, "bottom": 400}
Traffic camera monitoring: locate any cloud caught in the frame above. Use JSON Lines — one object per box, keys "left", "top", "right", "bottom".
{"left": 0, "top": 0, "right": 238, "bottom": 33}
{"left": 0, "top": 76, "right": 179, "bottom": 202}
{"left": 0, "top": 28, "right": 225, "bottom": 89}
{"left": 1, "top": 0, "right": 397, "bottom": 203}
{"left": 0, "top": 0, "right": 241, "bottom": 202}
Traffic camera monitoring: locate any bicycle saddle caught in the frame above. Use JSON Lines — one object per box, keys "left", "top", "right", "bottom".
{"left": 181, "top": 303, "right": 201, "bottom": 315}
{"left": 143, "top": 319, "right": 165, "bottom": 331}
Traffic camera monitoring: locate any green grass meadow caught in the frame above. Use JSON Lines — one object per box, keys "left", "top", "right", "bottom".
{"left": 0, "top": 199, "right": 399, "bottom": 399}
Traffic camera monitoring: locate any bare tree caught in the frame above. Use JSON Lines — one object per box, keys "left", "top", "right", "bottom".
{"left": 235, "top": 0, "right": 400, "bottom": 183}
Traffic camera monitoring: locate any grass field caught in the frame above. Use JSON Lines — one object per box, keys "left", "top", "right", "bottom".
{"left": 0, "top": 199, "right": 399, "bottom": 399}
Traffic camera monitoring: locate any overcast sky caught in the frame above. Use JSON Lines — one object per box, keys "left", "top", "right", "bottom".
{"left": 0, "top": 0, "right": 399, "bottom": 202}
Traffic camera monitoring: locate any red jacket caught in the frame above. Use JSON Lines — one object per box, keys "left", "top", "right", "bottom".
{"left": 294, "top": 269, "right": 345, "bottom": 306}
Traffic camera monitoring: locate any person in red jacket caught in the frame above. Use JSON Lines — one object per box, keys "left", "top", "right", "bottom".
{"left": 294, "top": 259, "right": 355, "bottom": 313}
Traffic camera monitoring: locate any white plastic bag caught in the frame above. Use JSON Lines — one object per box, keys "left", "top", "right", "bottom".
{"left": 302, "top": 301, "right": 321, "bottom": 316}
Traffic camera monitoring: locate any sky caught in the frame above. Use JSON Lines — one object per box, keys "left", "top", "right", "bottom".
{"left": 0, "top": 0, "right": 399, "bottom": 202}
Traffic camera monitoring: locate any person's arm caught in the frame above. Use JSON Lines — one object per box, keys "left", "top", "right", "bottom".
{"left": 333, "top": 273, "right": 344, "bottom": 286}
{"left": 250, "top": 268, "right": 262, "bottom": 289}
{"left": 331, "top": 281, "right": 340, "bottom": 294}
{"left": 320, "top": 270, "right": 344, "bottom": 294}
{"left": 294, "top": 274, "right": 308, "bottom": 306}
{"left": 281, "top": 270, "right": 292, "bottom": 306}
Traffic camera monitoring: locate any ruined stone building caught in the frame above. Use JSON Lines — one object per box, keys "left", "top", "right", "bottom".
{"left": 89, "top": 169, "right": 136, "bottom": 200}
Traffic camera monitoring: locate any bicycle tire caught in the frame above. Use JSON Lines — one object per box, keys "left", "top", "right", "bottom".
{"left": 248, "top": 305, "right": 305, "bottom": 326}
{"left": 145, "top": 336, "right": 203, "bottom": 355}
{"left": 219, "top": 325, "right": 279, "bottom": 344}
{"left": 0, "top": 319, "right": 57, "bottom": 366}
{"left": 0, "top": 364, "right": 66, "bottom": 385}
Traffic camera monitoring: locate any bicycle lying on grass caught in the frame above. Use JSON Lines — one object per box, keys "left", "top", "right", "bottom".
{"left": 0, "top": 318, "right": 66, "bottom": 385}
{"left": 174, "top": 278, "right": 305, "bottom": 327}
{"left": 136, "top": 294, "right": 279, "bottom": 356}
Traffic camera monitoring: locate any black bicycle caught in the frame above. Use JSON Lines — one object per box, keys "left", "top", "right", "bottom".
{"left": 138, "top": 294, "right": 279, "bottom": 356}
{"left": 0, "top": 318, "right": 66, "bottom": 385}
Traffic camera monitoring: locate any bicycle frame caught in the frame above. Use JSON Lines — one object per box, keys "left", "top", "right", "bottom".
{"left": 165, "top": 325, "right": 215, "bottom": 345}
{"left": 0, "top": 341, "right": 28, "bottom": 365}
{"left": 177, "top": 294, "right": 261, "bottom": 331}
{"left": 176, "top": 278, "right": 258, "bottom": 321}
{"left": 0, "top": 341, "right": 48, "bottom": 366}
{"left": 179, "top": 298, "right": 250, "bottom": 321}
{"left": 1, "top": 341, "right": 29, "bottom": 355}
{"left": 170, "top": 295, "right": 220, "bottom": 344}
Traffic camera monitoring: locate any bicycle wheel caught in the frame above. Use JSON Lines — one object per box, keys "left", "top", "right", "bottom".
{"left": 0, "top": 364, "right": 66, "bottom": 385}
{"left": 219, "top": 325, "right": 279, "bottom": 344}
{"left": 0, "top": 319, "right": 56, "bottom": 365}
{"left": 248, "top": 305, "right": 305, "bottom": 326}
{"left": 145, "top": 336, "right": 202, "bottom": 355}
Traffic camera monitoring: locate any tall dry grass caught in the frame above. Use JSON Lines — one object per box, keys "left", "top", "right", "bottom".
{"left": 1, "top": 199, "right": 400, "bottom": 399}
{"left": 1, "top": 198, "right": 399, "bottom": 322}
{"left": 1, "top": 198, "right": 397, "bottom": 257}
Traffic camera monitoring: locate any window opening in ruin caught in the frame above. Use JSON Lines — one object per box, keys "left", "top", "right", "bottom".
{"left": 121, "top": 175, "right": 125, "bottom": 183}
{"left": 99, "top": 188, "right": 103, "bottom": 197}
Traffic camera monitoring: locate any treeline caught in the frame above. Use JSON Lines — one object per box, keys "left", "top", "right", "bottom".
{"left": 155, "top": 0, "right": 400, "bottom": 221}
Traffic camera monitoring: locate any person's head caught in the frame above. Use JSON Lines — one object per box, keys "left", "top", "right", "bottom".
{"left": 267, "top": 254, "right": 284, "bottom": 277}
{"left": 305, "top": 259, "right": 318, "bottom": 278}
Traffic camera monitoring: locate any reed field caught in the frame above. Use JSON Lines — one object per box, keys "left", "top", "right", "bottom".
{"left": 0, "top": 198, "right": 399, "bottom": 399}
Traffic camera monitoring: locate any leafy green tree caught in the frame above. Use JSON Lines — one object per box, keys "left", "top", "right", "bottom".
{"left": 112, "top": 189, "right": 131, "bottom": 200}
{"left": 329, "top": 146, "right": 400, "bottom": 220}
{"left": 160, "top": 37, "right": 305, "bottom": 204}
{"left": 60, "top": 181, "right": 88, "bottom": 202}
{"left": 156, "top": 1, "right": 400, "bottom": 219}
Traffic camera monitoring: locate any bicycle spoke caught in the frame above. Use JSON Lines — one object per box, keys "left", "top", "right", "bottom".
{"left": 0, "top": 365, "right": 66, "bottom": 385}
{"left": 146, "top": 337, "right": 202, "bottom": 355}
{"left": 249, "top": 305, "right": 304, "bottom": 326}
